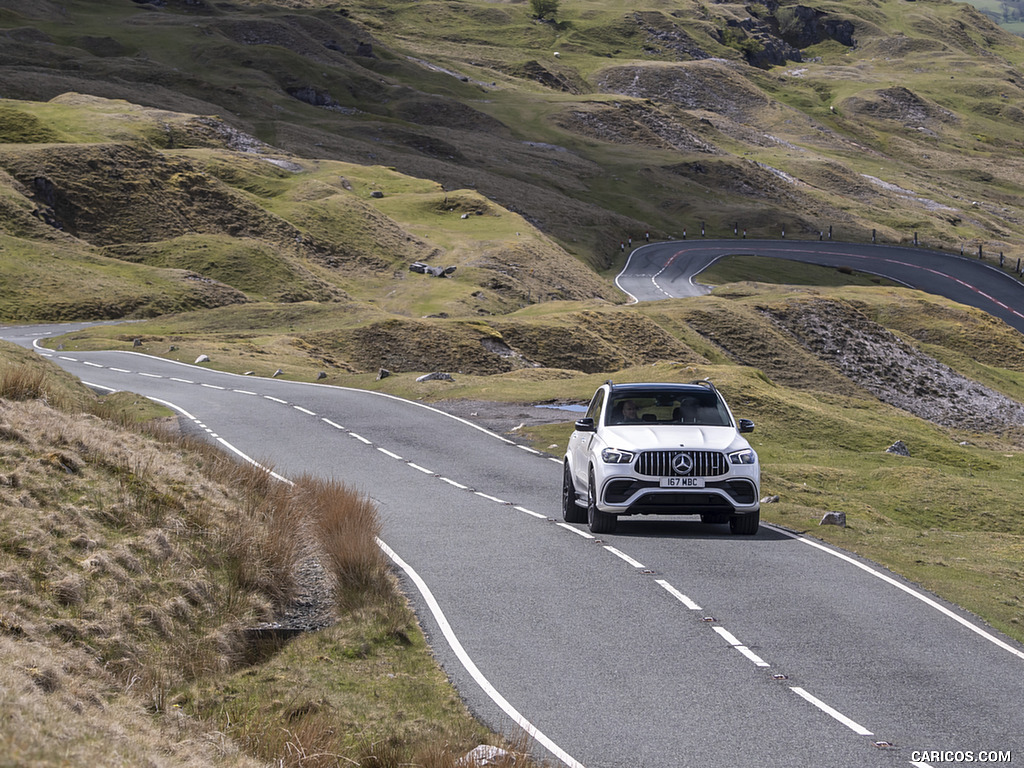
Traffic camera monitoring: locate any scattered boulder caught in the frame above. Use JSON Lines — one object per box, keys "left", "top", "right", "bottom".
{"left": 886, "top": 440, "right": 911, "bottom": 456}
{"left": 370, "top": 190, "right": 384, "bottom": 198}
{"left": 409, "top": 262, "right": 457, "bottom": 277}
{"left": 195, "top": 354, "right": 209, "bottom": 364}
{"left": 760, "top": 494, "right": 780, "bottom": 504}
{"left": 132, "top": 338, "right": 142, "bottom": 347}
{"left": 457, "top": 745, "right": 514, "bottom": 767}
{"left": 70, "top": 534, "right": 97, "bottom": 551}
{"left": 819, "top": 511, "right": 846, "bottom": 527}
{"left": 377, "top": 368, "right": 391, "bottom": 380}
{"left": 273, "top": 369, "right": 283, "bottom": 377}
{"left": 416, "top": 372, "right": 454, "bottom": 382}
{"left": 316, "top": 371, "right": 327, "bottom": 380}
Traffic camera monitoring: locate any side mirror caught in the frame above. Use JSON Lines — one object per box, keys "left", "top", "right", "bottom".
{"left": 738, "top": 418, "right": 755, "bottom": 434}
{"left": 574, "top": 417, "right": 596, "bottom": 433}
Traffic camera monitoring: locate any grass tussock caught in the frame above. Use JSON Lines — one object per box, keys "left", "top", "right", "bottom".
{"left": 301, "top": 476, "right": 391, "bottom": 611}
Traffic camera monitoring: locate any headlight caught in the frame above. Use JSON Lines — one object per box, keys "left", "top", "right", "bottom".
{"left": 728, "top": 448, "right": 757, "bottom": 465}
{"left": 601, "top": 448, "right": 635, "bottom": 464}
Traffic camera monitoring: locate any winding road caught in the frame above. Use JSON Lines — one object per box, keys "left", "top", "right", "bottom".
{"left": 617, "top": 239, "right": 1024, "bottom": 335}
{"left": 4, "top": 240, "right": 1024, "bottom": 768}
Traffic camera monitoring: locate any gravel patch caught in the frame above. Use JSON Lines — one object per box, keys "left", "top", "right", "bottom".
{"left": 764, "top": 298, "right": 1024, "bottom": 440}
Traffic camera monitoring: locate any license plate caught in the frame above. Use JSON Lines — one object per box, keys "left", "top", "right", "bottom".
{"left": 661, "top": 477, "right": 705, "bottom": 488}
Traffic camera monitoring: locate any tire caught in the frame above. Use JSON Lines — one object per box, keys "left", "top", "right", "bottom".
{"left": 562, "top": 462, "right": 587, "bottom": 523}
{"left": 587, "top": 468, "right": 618, "bottom": 534}
{"left": 729, "top": 509, "right": 760, "bottom": 535}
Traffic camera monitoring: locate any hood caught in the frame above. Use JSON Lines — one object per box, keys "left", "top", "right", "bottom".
{"left": 604, "top": 425, "right": 746, "bottom": 452}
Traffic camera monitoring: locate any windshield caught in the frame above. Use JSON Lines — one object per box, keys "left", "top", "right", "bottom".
{"left": 605, "top": 390, "right": 731, "bottom": 427}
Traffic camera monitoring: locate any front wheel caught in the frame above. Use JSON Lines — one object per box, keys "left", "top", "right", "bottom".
{"left": 587, "top": 468, "right": 618, "bottom": 534}
{"left": 729, "top": 509, "right": 760, "bottom": 535}
{"left": 562, "top": 462, "right": 587, "bottom": 523}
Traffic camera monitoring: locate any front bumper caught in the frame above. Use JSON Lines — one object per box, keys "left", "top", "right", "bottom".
{"left": 597, "top": 473, "right": 760, "bottom": 516}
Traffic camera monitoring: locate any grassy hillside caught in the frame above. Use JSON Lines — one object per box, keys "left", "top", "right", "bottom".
{"left": 2, "top": 0, "right": 1024, "bottom": 282}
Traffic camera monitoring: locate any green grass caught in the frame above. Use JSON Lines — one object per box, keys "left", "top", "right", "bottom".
{"left": 0, "top": 234, "right": 243, "bottom": 320}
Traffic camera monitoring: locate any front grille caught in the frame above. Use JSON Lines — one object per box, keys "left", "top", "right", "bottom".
{"left": 635, "top": 450, "right": 728, "bottom": 477}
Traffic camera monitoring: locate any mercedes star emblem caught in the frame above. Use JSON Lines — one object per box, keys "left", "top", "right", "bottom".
{"left": 672, "top": 453, "right": 694, "bottom": 475}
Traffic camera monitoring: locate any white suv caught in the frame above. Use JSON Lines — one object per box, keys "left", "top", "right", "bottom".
{"left": 562, "top": 381, "right": 760, "bottom": 534}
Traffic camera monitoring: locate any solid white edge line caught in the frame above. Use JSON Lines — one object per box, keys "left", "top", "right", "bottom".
{"left": 603, "top": 546, "right": 645, "bottom": 569}
{"left": 770, "top": 526, "right": 1024, "bottom": 661}
{"left": 142, "top": 395, "right": 292, "bottom": 484}
{"left": 376, "top": 538, "right": 586, "bottom": 768}
{"left": 557, "top": 523, "right": 594, "bottom": 539}
{"left": 654, "top": 579, "right": 701, "bottom": 611}
{"left": 789, "top": 687, "right": 873, "bottom": 737}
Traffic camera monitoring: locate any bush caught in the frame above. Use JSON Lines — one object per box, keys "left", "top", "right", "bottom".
{"left": 530, "top": 0, "right": 559, "bottom": 21}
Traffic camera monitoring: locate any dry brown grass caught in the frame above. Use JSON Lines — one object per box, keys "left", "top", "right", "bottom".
{"left": 0, "top": 364, "right": 46, "bottom": 401}
{"left": 0, "top": 378, "right": 303, "bottom": 765}
{"left": 300, "top": 475, "right": 390, "bottom": 611}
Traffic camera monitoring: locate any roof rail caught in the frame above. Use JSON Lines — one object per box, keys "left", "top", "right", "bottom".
{"left": 689, "top": 379, "right": 717, "bottom": 391}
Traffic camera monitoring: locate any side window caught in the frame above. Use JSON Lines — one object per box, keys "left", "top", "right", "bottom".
{"left": 586, "top": 389, "right": 605, "bottom": 421}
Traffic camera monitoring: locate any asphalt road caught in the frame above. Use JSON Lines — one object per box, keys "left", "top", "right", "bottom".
{"left": 4, "top": 318, "right": 1023, "bottom": 768}
{"left": 616, "top": 239, "right": 1024, "bottom": 335}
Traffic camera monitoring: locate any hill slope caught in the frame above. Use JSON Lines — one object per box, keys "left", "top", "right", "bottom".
{"left": 1, "top": 0, "right": 1024, "bottom": 282}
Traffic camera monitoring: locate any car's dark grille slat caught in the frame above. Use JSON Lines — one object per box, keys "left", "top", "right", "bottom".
{"left": 635, "top": 450, "right": 728, "bottom": 477}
